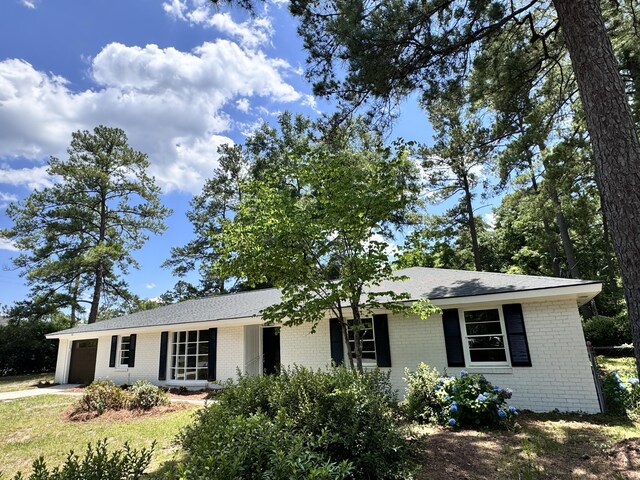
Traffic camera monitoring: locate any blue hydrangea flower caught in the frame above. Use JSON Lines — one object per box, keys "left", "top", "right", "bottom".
{"left": 452, "top": 386, "right": 457, "bottom": 392}
{"left": 444, "top": 394, "right": 450, "bottom": 401}
{"left": 448, "top": 418, "right": 456, "bottom": 426}
{"left": 509, "top": 405, "right": 518, "bottom": 416}
{"left": 493, "top": 385, "right": 501, "bottom": 393}
{"left": 629, "top": 378, "right": 639, "bottom": 386}
{"left": 450, "top": 404, "right": 458, "bottom": 413}
{"left": 435, "top": 385, "right": 441, "bottom": 391}
{"left": 497, "top": 408, "right": 507, "bottom": 418}
{"left": 460, "top": 370, "right": 468, "bottom": 377}
{"left": 477, "top": 393, "right": 487, "bottom": 402}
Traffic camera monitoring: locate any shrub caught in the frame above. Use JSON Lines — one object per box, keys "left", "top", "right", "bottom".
{"left": 76, "top": 380, "right": 131, "bottom": 415}
{"left": 582, "top": 314, "right": 631, "bottom": 347}
{"left": 180, "top": 366, "right": 414, "bottom": 480}
{"left": 403, "top": 364, "right": 518, "bottom": 429}
{"left": 402, "top": 364, "right": 444, "bottom": 423}
{"left": 180, "top": 409, "right": 352, "bottom": 480}
{"left": 128, "top": 380, "right": 169, "bottom": 410}
{"left": 12, "top": 439, "right": 154, "bottom": 480}
{"left": 603, "top": 370, "right": 640, "bottom": 419}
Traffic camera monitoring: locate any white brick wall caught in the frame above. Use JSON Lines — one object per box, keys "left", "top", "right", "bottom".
{"left": 277, "top": 299, "right": 600, "bottom": 413}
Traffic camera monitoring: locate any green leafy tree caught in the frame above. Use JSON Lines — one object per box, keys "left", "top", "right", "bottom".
{"left": 1, "top": 126, "right": 171, "bottom": 324}
{"left": 216, "top": 116, "right": 423, "bottom": 371}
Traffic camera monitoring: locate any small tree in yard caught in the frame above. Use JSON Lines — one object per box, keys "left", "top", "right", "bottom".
{"left": 217, "top": 117, "right": 430, "bottom": 372}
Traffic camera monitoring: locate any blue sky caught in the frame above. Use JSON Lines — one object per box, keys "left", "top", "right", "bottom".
{"left": 0, "top": 0, "right": 438, "bottom": 309}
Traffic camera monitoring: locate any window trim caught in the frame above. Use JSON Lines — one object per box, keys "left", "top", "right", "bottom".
{"left": 347, "top": 317, "right": 377, "bottom": 367}
{"left": 118, "top": 336, "right": 131, "bottom": 368}
{"left": 169, "top": 330, "right": 210, "bottom": 382}
{"left": 459, "top": 307, "right": 512, "bottom": 367}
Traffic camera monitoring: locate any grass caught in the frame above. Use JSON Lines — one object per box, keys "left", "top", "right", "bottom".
{"left": 0, "top": 373, "right": 55, "bottom": 393}
{"left": 0, "top": 394, "right": 197, "bottom": 478}
{"left": 597, "top": 355, "right": 637, "bottom": 378}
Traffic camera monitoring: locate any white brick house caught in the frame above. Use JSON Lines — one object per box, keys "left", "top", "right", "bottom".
{"left": 47, "top": 267, "right": 603, "bottom": 413}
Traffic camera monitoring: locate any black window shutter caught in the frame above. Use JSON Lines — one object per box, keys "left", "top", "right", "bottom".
{"left": 128, "top": 334, "right": 137, "bottom": 368}
{"left": 442, "top": 309, "right": 465, "bottom": 367}
{"left": 208, "top": 328, "right": 217, "bottom": 381}
{"left": 158, "top": 332, "right": 168, "bottom": 381}
{"left": 502, "top": 304, "right": 532, "bottom": 367}
{"left": 373, "top": 314, "right": 392, "bottom": 367}
{"left": 109, "top": 335, "right": 118, "bottom": 368}
{"left": 329, "top": 318, "right": 344, "bottom": 365}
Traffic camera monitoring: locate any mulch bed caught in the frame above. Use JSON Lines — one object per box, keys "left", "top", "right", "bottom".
{"left": 64, "top": 401, "right": 195, "bottom": 422}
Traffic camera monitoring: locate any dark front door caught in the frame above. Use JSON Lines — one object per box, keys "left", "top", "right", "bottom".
{"left": 262, "top": 327, "right": 280, "bottom": 375}
{"left": 68, "top": 339, "right": 98, "bottom": 384}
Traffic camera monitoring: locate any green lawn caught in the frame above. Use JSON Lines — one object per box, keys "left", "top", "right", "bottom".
{"left": 0, "top": 373, "right": 55, "bottom": 393}
{"left": 597, "top": 356, "right": 637, "bottom": 378}
{"left": 0, "top": 395, "right": 197, "bottom": 478}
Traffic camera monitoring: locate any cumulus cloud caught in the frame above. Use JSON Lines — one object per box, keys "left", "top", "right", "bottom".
{"left": 0, "top": 37, "right": 304, "bottom": 194}
{"left": 163, "top": 1, "right": 274, "bottom": 49}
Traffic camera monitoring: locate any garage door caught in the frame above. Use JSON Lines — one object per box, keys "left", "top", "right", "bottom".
{"left": 68, "top": 339, "right": 98, "bottom": 385}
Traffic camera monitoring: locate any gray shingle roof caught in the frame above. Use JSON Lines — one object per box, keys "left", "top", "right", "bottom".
{"left": 51, "top": 267, "right": 600, "bottom": 336}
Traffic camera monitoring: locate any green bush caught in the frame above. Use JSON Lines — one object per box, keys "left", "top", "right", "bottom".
{"left": 180, "top": 409, "right": 352, "bottom": 480}
{"left": 402, "top": 364, "right": 444, "bottom": 423}
{"left": 403, "top": 364, "right": 518, "bottom": 429}
{"left": 603, "top": 370, "right": 640, "bottom": 419}
{"left": 12, "top": 439, "right": 153, "bottom": 480}
{"left": 582, "top": 314, "right": 631, "bottom": 347}
{"left": 76, "top": 380, "right": 131, "bottom": 415}
{"left": 128, "top": 380, "right": 169, "bottom": 410}
{"left": 179, "top": 366, "right": 414, "bottom": 480}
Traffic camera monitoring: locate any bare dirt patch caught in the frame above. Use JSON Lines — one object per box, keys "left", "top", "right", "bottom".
{"left": 414, "top": 413, "right": 640, "bottom": 479}
{"left": 65, "top": 402, "right": 194, "bottom": 422}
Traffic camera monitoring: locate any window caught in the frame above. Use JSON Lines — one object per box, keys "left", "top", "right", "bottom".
{"left": 170, "top": 330, "right": 209, "bottom": 381}
{"left": 119, "top": 336, "right": 131, "bottom": 367}
{"left": 462, "top": 309, "right": 508, "bottom": 364}
{"left": 347, "top": 318, "right": 376, "bottom": 363}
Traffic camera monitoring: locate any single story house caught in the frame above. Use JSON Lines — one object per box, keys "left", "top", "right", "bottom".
{"left": 47, "top": 267, "right": 603, "bottom": 413}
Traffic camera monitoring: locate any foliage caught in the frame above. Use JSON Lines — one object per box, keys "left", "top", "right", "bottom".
{"left": 180, "top": 366, "right": 415, "bottom": 480}
{"left": 0, "top": 315, "right": 73, "bottom": 376}
{"left": 1, "top": 126, "right": 171, "bottom": 323}
{"left": 216, "top": 114, "right": 422, "bottom": 371}
{"left": 75, "top": 380, "right": 130, "bottom": 415}
{"left": 128, "top": 381, "right": 169, "bottom": 410}
{"left": 12, "top": 439, "right": 153, "bottom": 480}
{"left": 583, "top": 314, "right": 632, "bottom": 347}
{"left": 603, "top": 370, "right": 640, "bottom": 420}
{"left": 179, "top": 409, "right": 353, "bottom": 480}
{"left": 403, "top": 364, "right": 518, "bottom": 429}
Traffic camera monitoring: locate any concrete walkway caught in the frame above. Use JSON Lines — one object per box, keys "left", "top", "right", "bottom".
{"left": 0, "top": 384, "right": 207, "bottom": 405}
{"left": 0, "top": 384, "right": 82, "bottom": 402}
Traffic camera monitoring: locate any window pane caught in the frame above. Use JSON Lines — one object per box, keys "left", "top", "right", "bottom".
{"left": 468, "top": 336, "right": 504, "bottom": 349}
{"left": 197, "top": 355, "right": 208, "bottom": 367}
{"left": 187, "top": 343, "right": 197, "bottom": 355}
{"left": 199, "top": 330, "right": 209, "bottom": 341}
{"left": 466, "top": 322, "right": 503, "bottom": 336}
{"left": 470, "top": 349, "right": 507, "bottom": 362}
{"left": 197, "top": 368, "right": 208, "bottom": 380}
{"left": 199, "top": 342, "right": 209, "bottom": 354}
{"left": 188, "top": 331, "right": 197, "bottom": 343}
{"left": 362, "top": 351, "right": 376, "bottom": 360}
{"left": 187, "top": 356, "right": 196, "bottom": 368}
{"left": 464, "top": 309, "right": 500, "bottom": 323}
{"left": 178, "top": 343, "right": 186, "bottom": 355}
{"left": 179, "top": 332, "right": 186, "bottom": 343}
{"left": 362, "top": 340, "right": 376, "bottom": 352}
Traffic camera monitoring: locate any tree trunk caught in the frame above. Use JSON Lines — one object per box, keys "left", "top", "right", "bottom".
{"left": 554, "top": 0, "right": 640, "bottom": 376}
{"left": 600, "top": 195, "right": 620, "bottom": 292}
{"left": 549, "top": 188, "right": 580, "bottom": 279}
{"left": 87, "top": 263, "right": 103, "bottom": 324}
{"left": 350, "top": 302, "right": 364, "bottom": 373}
{"left": 462, "top": 174, "right": 482, "bottom": 271}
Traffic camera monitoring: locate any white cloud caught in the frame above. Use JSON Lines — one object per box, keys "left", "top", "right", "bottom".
{"left": 0, "top": 238, "right": 19, "bottom": 252}
{"left": 20, "top": 0, "right": 36, "bottom": 8}
{"left": 145, "top": 283, "right": 156, "bottom": 289}
{"left": 0, "top": 37, "right": 303, "bottom": 194}
{"left": 483, "top": 212, "right": 496, "bottom": 230}
{"left": 236, "top": 98, "right": 250, "bottom": 113}
{"left": 163, "top": 1, "right": 274, "bottom": 49}
{"left": 0, "top": 192, "right": 18, "bottom": 210}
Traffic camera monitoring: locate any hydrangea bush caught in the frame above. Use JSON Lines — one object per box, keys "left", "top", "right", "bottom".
{"left": 604, "top": 370, "right": 640, "bottom": 419}
{"left": 403, "top": 363, "right": 519, "bottom": 429}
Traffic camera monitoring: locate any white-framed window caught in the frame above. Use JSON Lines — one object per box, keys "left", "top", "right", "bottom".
{"left": 170, "top": 330, "right": 209, "bottom": 381}
{"left": 461, "top": 308, "right": 509, "bottom": 365}
{"left": 347, "top": 318, "right": 376, "bottom": 364}
{"left": 119, "top": 336, "right": 131, "bottom": 367}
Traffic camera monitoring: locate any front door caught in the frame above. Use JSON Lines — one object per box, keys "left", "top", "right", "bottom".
{"left": 68, "top": 339, "right": 98, "bottom": 384}
{"left": 262, "top": 327, "right": 281, "bottom": 375}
